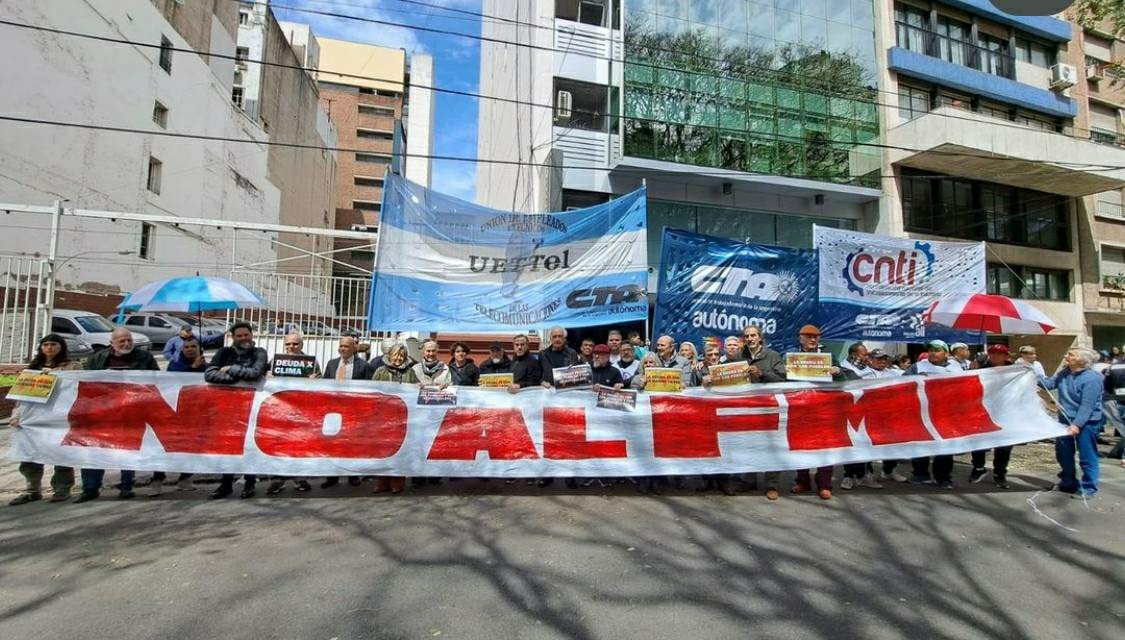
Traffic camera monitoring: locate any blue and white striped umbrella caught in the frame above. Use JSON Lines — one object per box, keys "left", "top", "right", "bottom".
{"left": 118, "top": 276, "right": 265, "bottom": 313}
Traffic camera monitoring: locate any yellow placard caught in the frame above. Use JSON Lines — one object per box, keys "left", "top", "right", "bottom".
{"left": 479, "top": 373, "right": 514, "bottom": 389}
{"left": 6, "top": 370, "right": 59, "bottom": 404}
{"left": 708, "top": 361, "right": 751, "bottom": 386}
{"left": 644, "top": 367, "right": 684, "bottom": 392}
{"left": 785, "top": 352, "right": 834, "bottom": 382}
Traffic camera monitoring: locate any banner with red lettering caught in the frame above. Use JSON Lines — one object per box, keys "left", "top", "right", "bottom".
{"left": 8, "top": 368, "right": 1064, "bottom": 476}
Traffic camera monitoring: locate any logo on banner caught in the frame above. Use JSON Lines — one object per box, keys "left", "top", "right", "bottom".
{"left": 843, "top": 241, "right": 936, "bottom": 296}
{"left": 566, "top": 284, "right": 645, "bottom": 309}
{"left": 690, "top": 266, "right": 802, "bottom": 303}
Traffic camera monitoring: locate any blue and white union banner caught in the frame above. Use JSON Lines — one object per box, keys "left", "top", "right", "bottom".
{"left": 368, "top": 175, "right": 649, "bottom": 331}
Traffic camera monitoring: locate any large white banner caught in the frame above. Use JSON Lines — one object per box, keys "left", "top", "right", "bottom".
{"left": 814, "top": 226, "right": 986, "bottom": 342}
{"left": 8, "top": 368, "right": 1064, "bottom": 476}
{"left": 368, "top": 174, "right": 649, "bottom": 331}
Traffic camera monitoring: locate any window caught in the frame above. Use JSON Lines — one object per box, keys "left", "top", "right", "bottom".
{"left": 359, "top": 88, "right": 374, "bottom": 95}
{"left": 231, "top": 86, "right": 244, "bottom": 108}
{"left": 902, "top": 169, "right": 1070, "bottom": 250}
{"left": 356, "top": 128, "right": 393, "bottom": 140}
{"left": 152, "top": 101, "right": 168, "bottom": 128}
{"left": 358, "top": 104, "right": 395, "bottom": 116}
{"left": 353, "top": 200, "right": 381, "bottom": 211}
{"left": 350, "top": 250, "right": 375, "bottom": 261}
{"left": 898, "top": 85, "right": 931, "bottom": 120}
{"left": 1096, "top": 190, "right": 1124, "bottom": 219}
{"left": 979, "top": 33, "right": 1013, "bottom": 78}
{"left": 239, "top": 10, "right": 250, "bottom": 25}
{"left": 987, "top": 264, "right": 1070, "bottom": 301}
{"left": 937, "top": 90, "right": 972, "bottom": 112}
{"left": 355, "top": 152, "right": 391, "bottom": 164}
{"left": 159, "top": 36, "right": 173, "bottom": 73}
{"left": 1092, "top": 128, "right": 1119, "bottom": 145}
{"left": 978, "top": 101, "right": 1012, "bottom": 122}
{"left": 139, "top": 223, "right": 155, "bottom": 260}
{"left": 1015, "top": 111, "right": 1058, "bottom": 132}
{"left": 52, "top": 318, "right": 79, "bottom": 334}
{"left": 125, "top": 316, "right": 145, "bottom": 327}
{"left": 554, "top": 78, "right": 609, "bottom": 131}
{"left": 354, "top": 176, "right": 383, "bottom": 188}
{"left": 146, "top": 157, "right": 162, "bottom": 194}
{"left": 894, "top": 3, "right": 929, "bottom": 53}
{"left": 150, "top": 317, "right": 170, "bottom": 328}
{"left": 556, "top": 0, "right": 619, "bottom": 29}
{"left": 235, "top": 46, "right": 250, "bottom": 66}
{"left": 1015, "top": 38, "right": 1057, "bottom": 68}
{"left": 935, "top": 16, "right": 972, "bottom": 68}
{"left": 1102, "top": 245, "right": 1125, "bottom": 290}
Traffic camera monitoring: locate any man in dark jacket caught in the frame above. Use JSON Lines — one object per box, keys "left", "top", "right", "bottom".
{"left": 479, "top": 342, "right": 512, "bottom": 375}
{"left": 740, "top": 326, "right": 787, "bottom": 383}
{"left": 167, "top": 337, "right": 208, "bottom": 372}
{"left": 76, "top": 328, "right": 159, "bottom": 502}
{"left": 205, "top": 322, "right": 268, "bottom": 499}
{"left": 1106, "top": 359, "right": 1125, "bottom": 460}
{"left": 539, "top": 326, "right": 580, "bottom": 388}
{"left": 507, "top": 334, "right": 542, "bottom": 393}
{"left": 323, "top": 336, "right": 372, "bottom": 380}
{"left": 590, "top": 344, "right": 624, "bottom": 388}
{"left": 968, "top": 345, "right": 1015, "bottom": 488}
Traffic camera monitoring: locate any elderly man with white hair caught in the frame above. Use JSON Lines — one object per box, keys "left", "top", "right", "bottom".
{"left": 1039, "top": 347, "right": 1105, "bottom": 498}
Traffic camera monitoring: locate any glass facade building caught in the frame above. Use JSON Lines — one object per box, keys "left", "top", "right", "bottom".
{"left": 622, "top": 0, "right": 881, "bottom": 187}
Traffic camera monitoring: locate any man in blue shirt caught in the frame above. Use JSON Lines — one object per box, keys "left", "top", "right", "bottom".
{"left": 1039, "top": 347, "right": 1104, "bottom": 498}
{"left": 162, "top": 324, "right": 194, "bottom": 363}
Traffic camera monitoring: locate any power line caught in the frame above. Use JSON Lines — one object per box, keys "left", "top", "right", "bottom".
{"left": 259, "top": 0, "right": 1114, "bottom": 139}
{"left": 3, "top": 18, "right": 1120, "bottom": 169}
{"left": 9, "top": 113, "right": 1125, "bottom": 188}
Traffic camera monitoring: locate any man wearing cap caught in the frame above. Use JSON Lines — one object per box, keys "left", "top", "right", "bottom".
{"left": 590, "top": 344, "right": 624, "bottom": 388}
{"left": 479, "top": 342, "right": 512, "bottom": 375}
{"left": 903, "top": 340, "right": 962, "bottom": 489}
{"left": 967, "top": 345, "right": 1015, "bottom": 488}
{"left": 868, "top": 349, "right": 899, "bottom": 378}
{"left": 787, "top": 325, "right": 852, "bottom": 500}
{"left": 950, "top": 343, "right": 974, "bottom": 371}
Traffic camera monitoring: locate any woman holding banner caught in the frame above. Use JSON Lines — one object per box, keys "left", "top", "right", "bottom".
{"left": 8, "top": 334, "right": 83, "bottom": 506}
{"left": 371, "top": 343, "right": 418, "bottom": 494}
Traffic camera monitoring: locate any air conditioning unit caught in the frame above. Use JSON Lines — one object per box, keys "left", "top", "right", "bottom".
{"left": 1050, "top": 63, "right": 1078, "bottom": 89}
{"left": 1088, "top": 62, "right": 1105, "bottom": 82}
{"left": 556, "top": 90, "right": 573, "bottom": 120}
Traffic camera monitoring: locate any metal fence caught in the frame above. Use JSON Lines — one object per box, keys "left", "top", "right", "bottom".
{"left": 224, "top": 270, "right": 397, "bottom": 365}
{"left": 0, "top": 256, "right": 49, "bottom": 364}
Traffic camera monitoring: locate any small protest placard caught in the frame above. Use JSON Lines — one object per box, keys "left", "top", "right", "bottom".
{"left": 417, "top": 385, "right": 457, "bottom": 406}
{"left": 552, "top": 364, "right": 593, "bottom": 391}
{"left": 785, "top": 352, "right": 834, "bottom": 382}
{"left": 271, "top": 354, "right": 318, "bottom": 378}
{"left": 644, "top": 367, "right": 684, "bottom": 392}
{"left": 595, "top": 384, "right": 637, "bottom": 412}
{"left": 479, "top": 373, "right": 514, "bottom": 389}
{"left": 708, "top": 361, "right": 751, "bottom": 386}
{"left": 6, "top": 370, "right": 59, "bottom": 404}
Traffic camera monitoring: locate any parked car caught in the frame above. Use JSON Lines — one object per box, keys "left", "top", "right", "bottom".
{"left": 169, "top": 315, "right": 226, "bottom": 349}
{"left": 51, "top": 309, "right": 151, "bottom": 352}
{"left": 63, "top": 335, "right": 95, "bottom": 360}
{"left": 301, "top": 320, "right": 340, "bottom": 337}
{"left": 113, "top": 312, "right": 183, "bottom": 346}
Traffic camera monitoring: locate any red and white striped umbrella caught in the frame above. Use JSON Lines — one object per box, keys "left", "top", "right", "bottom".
{"left": 922, "top": 294, "right": 1056, "bottom": 335}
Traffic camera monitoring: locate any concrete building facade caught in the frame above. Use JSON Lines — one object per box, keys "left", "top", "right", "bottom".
{"left": 0, "top": 0, "right": 281, "bottom": 296}
{"left": 236, "top": 2, "right": 339, "bottom": 276}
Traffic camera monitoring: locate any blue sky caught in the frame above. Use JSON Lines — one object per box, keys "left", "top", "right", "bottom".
{"left": 272, "top": 0, "right": 482, "bottom": 202}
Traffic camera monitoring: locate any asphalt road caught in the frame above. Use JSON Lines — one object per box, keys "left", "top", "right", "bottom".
{"left": 0, "top": 433, "right": 1122, "bottom": 640}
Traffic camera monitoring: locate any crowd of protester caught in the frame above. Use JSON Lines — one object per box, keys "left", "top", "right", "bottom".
{"left": 8, "top": 321, "right": 1120, "bottom": 505}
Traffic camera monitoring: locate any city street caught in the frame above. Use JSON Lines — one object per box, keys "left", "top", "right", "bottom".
{"left": 0, "top": 431, "right": 1121, "bottom": 640}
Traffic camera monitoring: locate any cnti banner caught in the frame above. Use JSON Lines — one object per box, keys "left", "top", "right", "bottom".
{"left": 368, "top": 175, "right": 648, "bottom": 332}
{"left": 9, "top": 368, "right": 1063, "bottom": 476}
{"left": 652, "top": 229, "right": 817, "bottom": 354}
{"left": 814, "top": 227, "right": 986, "bottom": 343}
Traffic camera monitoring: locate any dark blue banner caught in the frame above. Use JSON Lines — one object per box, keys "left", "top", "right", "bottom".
{"left": 652, "top": 229, "right": 818, "bottom": 355}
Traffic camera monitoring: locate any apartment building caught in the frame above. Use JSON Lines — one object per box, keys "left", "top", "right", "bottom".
{"left": 314, "top": 38, "right": 434, "bottom": 277}
{"left": 877, "top": 0, "right": 1125, "bottom": 360}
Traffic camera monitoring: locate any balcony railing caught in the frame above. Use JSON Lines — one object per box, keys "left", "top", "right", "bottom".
{"left": 895, "top": 22, "right": 1016, "bottom": 80}
{"left": 1103, "top": 274, "right": 1125, "bottom": 292}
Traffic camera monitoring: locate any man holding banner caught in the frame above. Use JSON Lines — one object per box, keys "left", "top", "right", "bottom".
{"left": 789, "top": 325, "right": 851, "bottom": 500}
{"left": 741, "top": 326, "right": 786, "bottom": 383}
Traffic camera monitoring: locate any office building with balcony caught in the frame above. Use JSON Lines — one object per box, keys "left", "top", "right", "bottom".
{"left": 1061, "top": 12, "right": 1125, "bottom": 351}
{"left": 478, "top": 0, "right": 884, "bottom": 297}
{"left": 876, "top": 0, "right": 1125, "bottom": 358}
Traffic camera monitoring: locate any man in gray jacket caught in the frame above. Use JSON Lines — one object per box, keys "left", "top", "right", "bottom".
{"left": 653, "top": 335, "right": 693, "bottom": 387}
{"left": 740, "top": 326, "right": 786, "bottom": 383}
